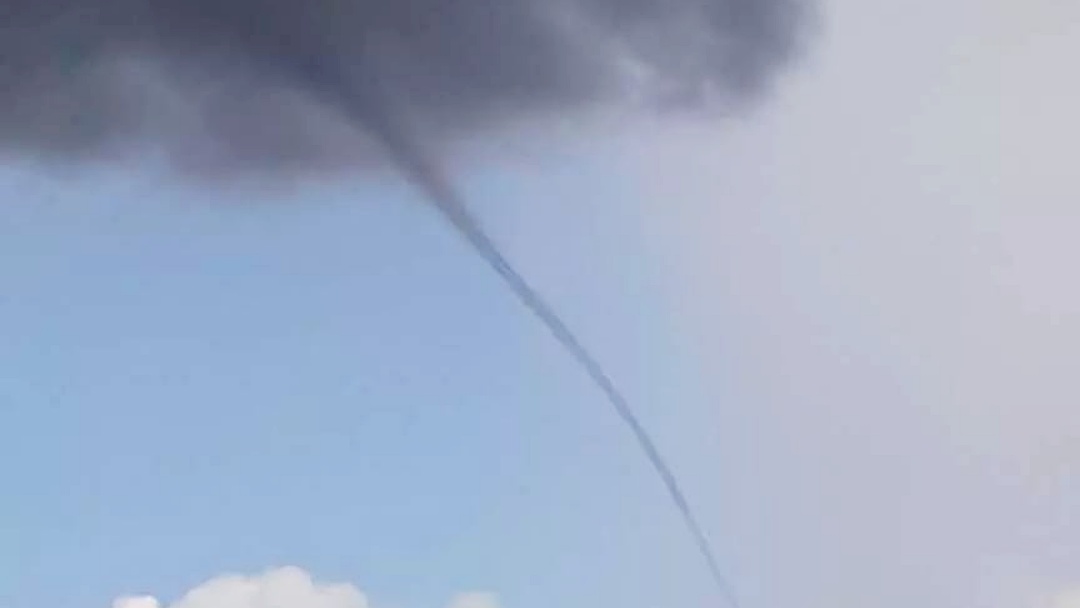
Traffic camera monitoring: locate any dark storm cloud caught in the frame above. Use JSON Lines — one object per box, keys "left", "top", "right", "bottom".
{"left": 0, "top": 0, "right": 809, "bottom": 172}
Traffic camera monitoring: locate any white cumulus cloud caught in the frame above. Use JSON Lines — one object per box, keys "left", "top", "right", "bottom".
{"left": 445, "top": 593, "right": 501, "bottom": 608}
{"left": 112, "top": 567, "right": 497, "bottom": 608}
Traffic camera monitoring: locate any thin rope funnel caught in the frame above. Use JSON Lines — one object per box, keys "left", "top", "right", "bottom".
{"left": 357, "top": 91, "right": 742, "bottom": 608}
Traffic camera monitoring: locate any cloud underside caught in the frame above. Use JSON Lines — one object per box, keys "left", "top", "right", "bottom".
{"left": 0, "top": 0, "right": 809, "bottom": 174}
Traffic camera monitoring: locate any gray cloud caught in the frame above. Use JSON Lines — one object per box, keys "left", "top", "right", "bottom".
{"left": 0, "top": 0, "right": 809, "bottom": 174}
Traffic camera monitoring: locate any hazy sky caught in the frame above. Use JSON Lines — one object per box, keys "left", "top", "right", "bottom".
{"left": 3, "top": 0, "right": 1078, "bottom": 607}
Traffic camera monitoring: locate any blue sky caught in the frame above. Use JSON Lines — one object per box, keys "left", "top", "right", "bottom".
{"left": 1, "top": 154, "right": 733, "bottom": 608}
{"left": 5, "top": 0, "right": 1080, "bottom": 606}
